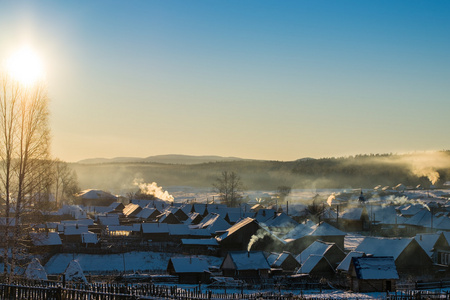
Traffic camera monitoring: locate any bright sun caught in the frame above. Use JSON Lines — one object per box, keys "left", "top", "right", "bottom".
{"left": 6, "top": 46, "right": 45, "bottom": 86}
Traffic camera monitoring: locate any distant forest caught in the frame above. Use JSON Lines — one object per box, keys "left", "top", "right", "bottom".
{"left": 71, "top": 151, "right": 450, "bottom": 194}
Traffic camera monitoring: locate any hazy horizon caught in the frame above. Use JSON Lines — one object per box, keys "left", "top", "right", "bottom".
{"left": 1, "top": 1, "right": 449, "bottom": 162}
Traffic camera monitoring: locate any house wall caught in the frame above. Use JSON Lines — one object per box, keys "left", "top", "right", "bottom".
{"left": 396, "top": 241, "right": 433, "bottom": 276}
{"left": 352, "top": 279, "right": 396, "bottom": 293}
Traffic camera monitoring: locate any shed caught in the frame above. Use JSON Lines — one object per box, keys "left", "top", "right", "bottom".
{"left": 221, "top": 251, "right": 271, "bottom": 280}
{"left": 167, "top": 257, "right": 211, "bottom": 284}
{"left": 349, "top": 256, "right": 398, "bottom": 292}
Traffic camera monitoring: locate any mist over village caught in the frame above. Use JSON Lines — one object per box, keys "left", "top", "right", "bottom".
{"left": 1, "top": 1, "right": 450, "bottom": 300}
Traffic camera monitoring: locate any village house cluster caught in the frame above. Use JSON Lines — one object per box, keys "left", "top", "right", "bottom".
{"left": 9, "top": 186, "right": 450, "bottom": 293}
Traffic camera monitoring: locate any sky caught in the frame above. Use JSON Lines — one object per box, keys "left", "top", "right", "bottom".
{"left": 0, "top": 1, "right": 449, "bottom": 162}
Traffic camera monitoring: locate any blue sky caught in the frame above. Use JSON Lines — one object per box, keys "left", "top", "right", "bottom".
{"left": 1, "top": 1, "right": 449, "bottom": 162}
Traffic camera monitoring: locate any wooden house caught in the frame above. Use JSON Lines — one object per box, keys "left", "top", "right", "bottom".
{"left": 139, "top": 223, "right": 170, "bottom": 241}
{"left": 355, "top": 237, "right": 433, "bottom": 276}
{"left": 75, "top": 189, "right": 117, "bottom": 207}
{"left": 284, "top": 222, "right": 346, "bottom": 253}
{"left": 216, "top": 218, "right": 284, "bottom": 254}
{"left": 338, "top": 206, "right": 370, "bottom": 232}
{"left": 270, "top": 251, "right": 301, "bottom": 274}
{"left": 296, "top": 255, "right": 335, "bottom": 279}
{"left": 296, "top": 240, "right": 346, "bottom": 270}
{"left": 30, "top": 232, "right": 62, "bottom": 252}
{"left": 349, "top": 256, "right": 398, "bottom": 292}
{"left": 431, "top": 231, "right": 450, "bottom": 265}
{"left": 167, "top": 257, "right": 211, "bottom": 284}
{"left": 220, "top": 251, "right": 271, "bottom": 280}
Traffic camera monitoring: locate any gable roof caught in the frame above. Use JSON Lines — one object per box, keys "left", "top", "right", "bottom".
{"left": 298, "top": 255, "right": 333, "bottom": 274}
{"left": 97, "top": 215, "right": 120, "bottom": 226}
{"left": 168, "top": 257, "right": 210, "bottom": 273}
{"left": 263, "top": 213, "right": 298, "bottom": 228}
{"left": 76, "top": 189, "right": 117, "bottom": 200}
{"left": 309, "top": 222, "right": 345, "bottom": 236}
{"left": 296, "top": 240, "right": 334, "bottom": 264}
{"left": 216, "top": 217, "right": 255, "bottom": 241}
{"left": 272, "top": 251, "right": 296, "bottom": 268}
{"left": 336, "top": 251, "right": 365, "bottom": 272}
{"left": 414, "top": 233, "right": 440, "bottom": 257}
{"left": 30, "top": 232, "right": 62, "bottom": 246}
{"left": 283, "top": 223, "right": 314, "bottom": 240}
{"left": 223, "top": 251, "right": 270, "bottom": 271}
{"left": 123, "top": 203, "right": 142, "bottom": 217}
{"left": 355, "top": 237, "right": 412, "bottom": 260}
{"left": 140, "top": 223, "right": 169, "bottom": 234}
{"left": 340, "top": 207, "right": 364, "bottom": 220}
{"left": 352, "top": 256, "right": 399, "bottom": 280}
{"left": 371, "top": 205, "right": 407, "bottom": 225}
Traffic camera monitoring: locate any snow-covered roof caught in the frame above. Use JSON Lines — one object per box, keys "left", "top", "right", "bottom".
{"left": 282, "top": 223, "right": 314, "bottom": 240}
{"left": 56, "top": 205, "right": 87, "bottom": 219}
{"left": 266, "top": 253, "right": 279, "bottom": 266}
{"left": 371, "top": 205, "right": 407, "bottom": 225}
{"left": 336, "top": 251, "right": 365, "bottom": 272}
{"left": 254, "top": 209, "right": 277, "bottom": 223}
{"left": 216, "top": 217, "right": 255, "bottom": 241}
{"left": 81, "top": 232, "right": 98, "bottom": 244}
{"left": 355, "top": 237, "right": 413, "bottom": 260}
{"left": 76, "top": 189, "right": 117, "bottom": 200}
{"left": 168, "top": 256, "right": 210, "bottom": 273}
{"left": 263, "top": 213, "right": 298, "bottom": 228}
{"left": 272, "top": 251, "right": 294, "bottom": 268}
{"left": 340, "top": 207, "right": 364, "bottom": 220}
{"left": 296, "top": 240, "right": 333, "bottom": 264}
{"left": 433, "top": 216, "right": 450, "bottom": 230}
{"left": 298, "top": 255, "right": 332, "bottom": 274}
{"left": 195, "top": 213, "right": 231, "bottom": 233}
{"left": 181, "top": 239, "right": 219, "bottom": 246}
{"left": 141, "top": 223, "right": 169, "bottom": 234}
{"left": 225, "top": 251, "right": 270, "bottom": 271}
{"left": 309, "top": 222, "right": 345, "bottom": 237}
{"left": 123, "top": 203, "right": 141, "bottom": 217}
{"left": 97, "top": 215, "right": 120, "bottom": 226}
{"left": 30, "top": 232, "right": 62, "bottom": 246}
{"left": 352, "top": 256, "right": 398, "bottom": 280}
{"left": 136, "top": 208, "right": 160, "bottom": 220}
{"left": 400, "top": 204, "right": 425, "bottom": 216}
{"left": 414, "top": 233, "right": 440, "bottom": 257}
{"left": 404, "top": 209, "right": 437, "bottom": 228}
{"left": 64, "top": 225, "right": 89, "bottom": 235}
{"left": 167, "top": 224, "right": 190, "bottom": 236}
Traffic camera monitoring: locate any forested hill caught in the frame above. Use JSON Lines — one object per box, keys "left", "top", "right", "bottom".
{"left": 71, "top": 151, "right": 450, "bottom": 194}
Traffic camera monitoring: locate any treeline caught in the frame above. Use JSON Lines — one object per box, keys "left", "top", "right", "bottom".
{"left": 72, "top": 151, "right": 450, "bottom": 193}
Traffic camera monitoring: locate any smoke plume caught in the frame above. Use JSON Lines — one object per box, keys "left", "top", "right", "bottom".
{"left": 133, "top": 179, "right": 174, "bottom": 202}
{"left": 247, "top": 229, "right": 272, "bottom": 252}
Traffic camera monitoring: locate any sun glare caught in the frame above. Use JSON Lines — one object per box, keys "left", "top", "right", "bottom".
{"left": 6, "top": 46, "right": 45, "bottom": 86}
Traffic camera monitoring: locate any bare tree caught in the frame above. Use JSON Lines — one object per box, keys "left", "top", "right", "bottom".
{"left": 212, "top": 171, "right": 244, "bottom": 207}
{"left": 0, "top": 73, "right": 51, "bottom": 281}
{"left": 0, "top": 73, "right": 19, "bottom": 277}
{"left": 52, "top": 159, "right": 79, "bottom": 207}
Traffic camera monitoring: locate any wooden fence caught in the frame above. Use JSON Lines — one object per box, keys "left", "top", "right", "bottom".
{"left": 0, "top": 282, "right": 306, "bottom": 300}
{"left": 387, "top": 290, "right": 450, "bottom": 300}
